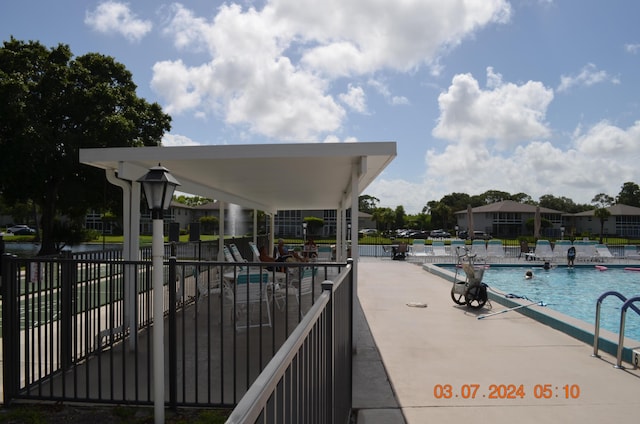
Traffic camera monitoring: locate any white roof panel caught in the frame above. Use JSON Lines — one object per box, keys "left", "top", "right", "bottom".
{"left": 79, "top": 142, "right": 396, "bottom": 214}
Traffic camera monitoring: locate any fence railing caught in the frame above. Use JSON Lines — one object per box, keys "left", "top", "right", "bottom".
{"left": 225, "top": 261, "right": 353, "bottom": 424}
{"left": 1, "top": 251, "right": 350, "bottom": 409}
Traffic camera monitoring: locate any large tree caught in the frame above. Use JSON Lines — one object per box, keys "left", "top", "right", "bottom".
{"left": 0, "top": 38, "right": 171, "bottom": 255}
{"left": 592, "top": 193, "right": 614, "bottom": 243}
{"left": 616, "top": 182, "right": 640, "bottom": 207}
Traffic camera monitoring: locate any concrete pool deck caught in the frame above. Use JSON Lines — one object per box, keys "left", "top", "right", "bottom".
{"left": 353, "top": 257, "right": 640, "bottom": 423}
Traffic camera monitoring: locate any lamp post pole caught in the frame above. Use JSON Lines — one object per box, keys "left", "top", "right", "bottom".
{"left": 138, "top": 164, "right": 180, "bottom": 424}
{"left": 303, "top": 221, "right": 307, "bottom": 243}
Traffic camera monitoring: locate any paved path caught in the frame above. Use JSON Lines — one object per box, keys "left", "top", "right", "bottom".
{"left": 353, "top": 258, "right": 640, "bottom": 423}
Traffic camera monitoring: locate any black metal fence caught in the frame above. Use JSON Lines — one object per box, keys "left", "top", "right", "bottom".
{"left": 1, "top": 249, "right": 350, "bottom": 411}
{"left": 226, "top": 263, "right": 353, "bottom": 424}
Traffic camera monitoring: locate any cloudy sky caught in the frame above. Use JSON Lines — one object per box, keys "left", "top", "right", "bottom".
{"left": 2, "top": 1, "right": 640, "bottom": 213}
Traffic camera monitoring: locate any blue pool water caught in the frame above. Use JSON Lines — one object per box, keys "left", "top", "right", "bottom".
{"left": 446, "top": 265, "right": 640, "bottom": 342}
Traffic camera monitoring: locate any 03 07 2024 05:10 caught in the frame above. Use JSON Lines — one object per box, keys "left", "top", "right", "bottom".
{"left": 432, "top": 383, "right": 581, "bottom": 400}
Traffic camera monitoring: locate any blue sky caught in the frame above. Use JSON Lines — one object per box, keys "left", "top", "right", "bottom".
{"left": 3, "top": 1, "right": 640, "bottom": 213}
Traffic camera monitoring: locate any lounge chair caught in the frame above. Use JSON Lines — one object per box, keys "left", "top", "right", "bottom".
{"left": 595, "top": 244, "right": 615, "bottom": 260}
{"left": 573, "top": 240, "right": 598, "bottom": 262}
{"left": 410, "top": 239, "right": 429, "bottom": 257}
{"left": 450, "top": 240, "right": 466, "bottom": 257}
{"left": 431, "top": 241, "right": 447, "bottom": 256}
{"left": 486, "top": 239, "right": 505, "bottom": 259}
{"left": 623, "top": 245, "right": 640, "bottom": 260}
{"left": 553, "top": 240, "right": 572, "bottom": 261}
{"left": 533, "top": 240, "right": 553, "bottom": 260}
{"left": 229, "top": 243, "right": 249, "bottom": 263}
{"left": 471, "top": 239, "right": 488, "bottom": 259}
{"left": 248, "top": 241, "right": 261, "bottom": 261}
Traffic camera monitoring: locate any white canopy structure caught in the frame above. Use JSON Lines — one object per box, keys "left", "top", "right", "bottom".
{"left": 80, "top": 141, "right": 395, "bottom": 367}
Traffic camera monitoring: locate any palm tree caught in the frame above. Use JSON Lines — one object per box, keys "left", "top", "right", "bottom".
{"left": 594, "top": 208, "right": 611, "bottom": 244}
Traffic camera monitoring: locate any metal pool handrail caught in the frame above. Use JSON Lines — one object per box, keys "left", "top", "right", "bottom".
{"left": 615, "top": 296, "right": 640, "bottom": 369}
{"left": 592, "top": 291, "right": 640, "bottom": 362}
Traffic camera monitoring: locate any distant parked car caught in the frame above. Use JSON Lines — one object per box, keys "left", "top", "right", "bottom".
{"left": 409, "top": 231, "right": 430, "bottom": 239}
{"left": 429, "top": 229, "right": 451, "bottom": 238}
{"left": 6, "top": 225, "right": 36, "bottom": 235}
{"left": 458, "top": 230, "right": 492, "bottom": 240}
{"left": 471, "top": 231, "right": 492, "bottom": 240}
{"left": 358, "top": 228, "right": 378, "bottom": 236}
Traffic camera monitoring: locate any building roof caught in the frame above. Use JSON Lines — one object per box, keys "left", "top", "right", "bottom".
{"left": 80, "top": 142, "right": 396, "bottom": 214}
{"left": 454, "top": 200, "right": 563, "bottom": 215}
{"left": 569, "top": 203, "right": 640, "bottom": 217}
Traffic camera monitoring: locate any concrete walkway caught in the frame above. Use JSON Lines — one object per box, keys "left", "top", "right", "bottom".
{"left": 352, "top": 258, "right": 640, "bottom": 423}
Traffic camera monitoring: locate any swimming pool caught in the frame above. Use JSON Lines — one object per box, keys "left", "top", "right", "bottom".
{"left": 444, "top": 265, "right": 640, "bottom": 342}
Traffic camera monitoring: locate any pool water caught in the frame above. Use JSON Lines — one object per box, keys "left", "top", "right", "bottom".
{"left": 450, "top": 265, "right": 640, "bottom": 342}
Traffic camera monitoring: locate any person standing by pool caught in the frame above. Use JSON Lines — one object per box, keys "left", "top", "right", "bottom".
{"left": 567, "top": 246, "right": 576, "bottom": 267}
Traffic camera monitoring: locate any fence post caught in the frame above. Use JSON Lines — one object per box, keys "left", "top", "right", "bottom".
{"left": 321, "top": 280, "right": 334, "bottom": 424}
{"left": 2, "top": 254, "right": 17, "bottom": 403}
{"left": 168, "top": 244, "right": 177, "bottom": 410}
{"left": 60, "top": 251, "right": 75, "bottom": 369}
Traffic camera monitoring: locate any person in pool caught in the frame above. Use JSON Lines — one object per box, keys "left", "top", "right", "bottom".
{"left": 567, "top": 246, "right": 576, "bottom": 267}
{"left": 524, "top": 270, "right": 534, "bottom": 279}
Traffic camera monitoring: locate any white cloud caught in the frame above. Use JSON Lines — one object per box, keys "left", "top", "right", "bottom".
{"left": 557, "top": 63, "right": 620, "bottom": 92}
{"left": 432, "top": 68, "right": 553, "bottom": 148}
{"left": 625, "top": 43, "right": 640, "bottom": 54}
{"left": 152, "top": 1, "right": 511, "bottom": 140}
{"left": 339, "top": 85, "right": 367, "bottom": 113}
{"left": 85, "top": 1, "right": 152, "bottom": 42}
{"left": 162, "top": 133, "right": 202, "bottom": 146}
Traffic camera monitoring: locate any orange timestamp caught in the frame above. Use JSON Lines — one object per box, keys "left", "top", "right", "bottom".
{"left": 433, "top": 384, "right": 581, "bottom": 400}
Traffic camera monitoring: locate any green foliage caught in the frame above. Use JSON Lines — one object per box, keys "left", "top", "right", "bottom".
{"left": 175, "top": 195, "right": 213, "bottom": 206}
{"left": 358, "top": 194, "right": 379, "bottom": 214}
{"left": 616, "top": 182, "right": 640, "bottom": 207}
{"left": 303, "top": 216, "right": 324, "bottom": 234}
{"left": 199, "top": 215, "right": 219, "bottom": 235}
{"left": 0, "top": 38, "right": 171, "bottom": 255}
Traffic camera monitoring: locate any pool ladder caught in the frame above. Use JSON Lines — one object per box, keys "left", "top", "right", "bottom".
{"left": 592, "top": 291, "right": 640, "bottom": 369}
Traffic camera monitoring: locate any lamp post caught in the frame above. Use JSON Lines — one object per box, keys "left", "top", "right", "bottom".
{"left": 302, "top": 221, "right": 307, "bottom": 243}
{"left": 138, "top": 164, "right": 180, "bottom": 424}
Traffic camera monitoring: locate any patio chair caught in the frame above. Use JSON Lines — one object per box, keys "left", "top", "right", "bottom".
{"left": 519, "top": 240, "right": 534, "bottom": 260}
{"left": 289, "top": 267, "right": 317, "bottom": 317}
{"left": 316, "top": 245, "right": 332, "bottom": 261}
{"left": 229, "top": 271, "right": 272, "bottom": 330}
{"left": 486, "top": 239, "right": 505, "bottom": 259}
{"left": 392, "top": 242, "right": 408, "bottom": 260}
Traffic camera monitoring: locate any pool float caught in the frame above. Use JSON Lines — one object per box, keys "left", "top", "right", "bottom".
{"left": 594, "top": 265, "right": 608, "bottom": 271}
{"left": 623, "top": 267, "right": 640, "bottom": 272}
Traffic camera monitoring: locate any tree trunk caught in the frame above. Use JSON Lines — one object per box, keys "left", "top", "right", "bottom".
{"left": 38, "top": 181, "right": 61, "bottom": 256}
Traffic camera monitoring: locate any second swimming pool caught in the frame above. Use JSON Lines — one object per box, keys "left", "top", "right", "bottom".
{"left": 443, "top": 265, "right": 640, "bottom": 343}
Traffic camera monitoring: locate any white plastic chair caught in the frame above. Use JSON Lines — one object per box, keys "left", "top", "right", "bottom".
{"left": 411, "top": 239, "right": 428, "bottom": 257}
{"left": 486, "top": 240, "right": 505, "bottom": 258}
{"left": 229, "top": 272, "right": 271, "bottom": 330}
